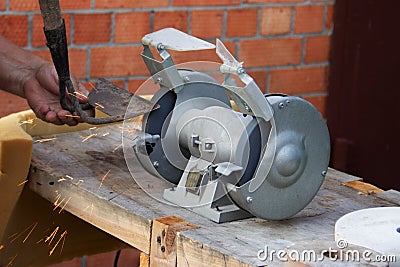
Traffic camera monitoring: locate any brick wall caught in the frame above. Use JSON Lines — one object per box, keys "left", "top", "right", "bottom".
{"left": 0, "top": 0, "right": 334, "bottom": 118}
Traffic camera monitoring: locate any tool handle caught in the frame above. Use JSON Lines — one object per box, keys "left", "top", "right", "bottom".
{"left": 38, "top": 0, "right": 63, "bottom": 30}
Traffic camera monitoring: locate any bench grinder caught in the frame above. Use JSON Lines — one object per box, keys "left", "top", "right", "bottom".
{"left": 133, "top": 28, "right": 330, "bottom": 223}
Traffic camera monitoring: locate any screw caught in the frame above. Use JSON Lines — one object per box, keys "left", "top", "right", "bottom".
{"left": 161, "top": 246, "right": 166, "bottom": 252}
{"left": 153, "top": 161, "right": 159, "bottom": 168}
{"left": 157, "top": 43, "right": 165, "bottom": 50}
{"left": 237, "top": 67, "right": 245, "bottom": 74}
{"left": 321, "top": 170, "right": 327, "bottom": 177}
{"left": 156, "top": 77, "right": 163, "bottom": 84}
{"left": 157, "top": 236, "right": 161, "bottom": 244}
{"left": 244, "top": 104, "right": 250, "bottom": 111}
{"left": 183, "top": 76, "right": 190, "bottom": 83}
{"left": 246, "top": 196, "right": 253, "bottom": 203}
{"left": 278, "top": 103, "right": 285, "bottom": 109}
{"left": 205, "top": 143, "right": 212, "bottom": 150}
{"left": 285, "top": 100, "right": 291, "bottom": 105}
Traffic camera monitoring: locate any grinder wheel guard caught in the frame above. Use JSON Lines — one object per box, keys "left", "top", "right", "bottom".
{"left": 38, "top": 0, "right": 156, "bottom": 124}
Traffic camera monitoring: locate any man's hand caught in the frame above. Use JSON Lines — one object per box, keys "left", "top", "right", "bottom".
{"left": 23, "top": 63, "right": 88, "bottom": 126}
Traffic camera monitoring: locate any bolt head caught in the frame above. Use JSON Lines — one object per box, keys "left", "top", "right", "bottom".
{"left": 153, "top": 161, "right": 159, "bottom": 168}
{"left": 278, "top": 103, "right": 285, "bottom": 109}
{"left": 321, "top": 170, "right": 327, "bottom": 177}
{"left": 246, "top": 196, "right": 253, "bottom": 203}
{"left": 183, "top": 76, "right": 190, "bottom": 82}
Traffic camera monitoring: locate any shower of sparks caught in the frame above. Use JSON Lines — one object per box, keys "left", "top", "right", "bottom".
{"left": 19, "top": 119, "right": 34, "bottom": 125}
{"left": 81, "top": 133, "right": 97, "bottom": 142}
{"left": 112, "top": 143, "right": 122, "bottom": 153}
{"left": 59, "top": 197, "right": 71, "bottom": 214}
{"left": 98, "top": 169, "right": 111, "bottom": 190}
{"left": 34, "top": 137, "right": 57, "bottom": 143}
{"left": 17, "top": 180, "right": 29, "bottom": 186}
{"left": 49, "top": 230, "right": 67, "bottom": 256}
{"left": 64, "top": 114, "right": 80, "bottom": 119}
{"left": 22, "top": 222, "right": 38, "bottom": 243}
{"left": 6, "top": 254, "right": 17, "bottom": 267}
{"left": 94, "top": 102, "right": 105, "bottom": 109}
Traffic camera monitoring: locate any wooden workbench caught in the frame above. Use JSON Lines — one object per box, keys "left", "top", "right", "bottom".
{"left": 4, "top": 123, "right": 400, "bottom": 266}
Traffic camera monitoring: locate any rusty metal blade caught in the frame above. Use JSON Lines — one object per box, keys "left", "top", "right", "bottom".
{"left": 88, "top": 78, "right": 157, "bottom": 118}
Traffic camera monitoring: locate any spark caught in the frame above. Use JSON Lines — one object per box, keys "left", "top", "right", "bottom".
{"left": 112, "top": 143, "right": 122, "bottom": 153}
{"left": 75, "top": 179, "right": 84, "bottom": 186}
{"left": 102, "top": 132, "right": 110, "bottom": 137}
{"left": 84, "top": 203, "right": 94, "bottom": 216}
{"left": 53, "top": 193, "right": 62, "bottom": 208}
{"left": 59, "top": 197, "right": 71, "bottom": 214}
{"left": 64, "top": 114, "right": 80, "bottom": 119}
{"left": 6, "top": 254, "right": 17, "bottom": 267}
{"left": 94, "top": 102, "right": 105, "bottom": 109}
{"left": 34, "top": 137, "right": 57, "bottom": 143}
{"left": 45, "top": 227, "right": 59, "bottom": 246}
{"left": 17, "top": 180, "right": 28, "bottom": 186}
{"left": 19, "top": 119, "right": 34, "bottom": 125}
{"left": 9, "top": 223, "right": 37, "bottom": 243}
{"left": 57, "top": 177, "right": 66, "bottom": 182}
{"left": 98, "top": 169, "right": 111, "bottom": 190}
{"left": 53, "top": 197, "right": 65, "bottom": 211}
{"left": 89, "top": 127, "right": 98, "bottom": 131}
{"left": 49, "top": 230, "right": 67, "bottom": 256}
{"left": 0, "top": 244, "right": 4, "bottom": 250}
{"left": 81, "top": 133, "right": 97, "bottom": 142}
{"left": 66, "top": 175, "right": 74, "bottom": 180}
{"left": 22, "top": 222, "right": 38, "bottom": 243}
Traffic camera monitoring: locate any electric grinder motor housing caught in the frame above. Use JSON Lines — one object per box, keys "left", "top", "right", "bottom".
{"left": 133, "top": 28, "right": 330, "bottom": 223}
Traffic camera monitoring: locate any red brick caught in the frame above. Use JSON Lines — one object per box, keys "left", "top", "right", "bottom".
{"left": 269, "top": 66, "right": 328, "bottom": 95}
{"left": 305, "top": 35, "right": 331, "bottom": 63}
{"left": 128, "top": 79, "right": 154, "bottom": 94}
{"left": 303, "top": 95, "right": 327, "bottom": 118}
{"left": 115, "top": 12, "right": 150, "bottom": 43}
{"left": 248, "top": 70, "right": 268, "bottom": 93}
{"left": 174, "top": 0, "right": 240, "bottom": 6}
{"left": 33, "top": 49, "right": 88, "bottom": 79}
{"left": 0, "top": 91, "right": 30, "bottom": 118}
{"left": 226, "top": 9, "right": 258, "bottom": 37}
{"left": 47, "top": 257, "right": 81, "bottom": 267}
{"left": 191, "top": 10, "right": 224, "bottom": 39}
{"left": 0, "top": 16, "right": 28, "bottom": 46}
{"left": 154, "top": 11, "right": 188, "bottom": 32}
{"left": 294, "top": 5, "right": 325, "bottom": 33}
{"left": 239, "top": 38, "right": 302, "bottom": 67}
{"left": 74, "top": 13, "right": 111, "bottom": 44}
{"left": 32, "top": 14, "right": 71, "bottom": 47}
{"left": 244, "top": 0, "right": 304, "bottom": 3}
{"left": 9, "top": 0, "right": 38, "bottom": 11}
{"left": 90, "top": 46, "right": 148, "bottom": 77}
{"left": 326, "top": 4, "right": 334, "bottom": 30}
{"left": 261, "top": 7, "right": 292, "bottom": 35}
{"left": 96, "top": 0, "right": 168, "bottom": 8}
{"left": 0, "top": 0, "right": 5, "bottom": 10}
{"left": 9, "top": 0, "right": 91, "bottom": 11}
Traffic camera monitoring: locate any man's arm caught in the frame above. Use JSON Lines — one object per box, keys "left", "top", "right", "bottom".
{"left": 0, "top": 35, "right": 86, "bottom": 125}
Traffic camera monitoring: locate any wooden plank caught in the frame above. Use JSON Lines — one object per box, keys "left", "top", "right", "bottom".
{"left": 150, "top": 216, "right": 197, "bottom": 267}
{"left": 26, "top": 125, "right": 399, "bottom": 266}
{"left": 140, "top": 252, "right": 150, "bottom": 267}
